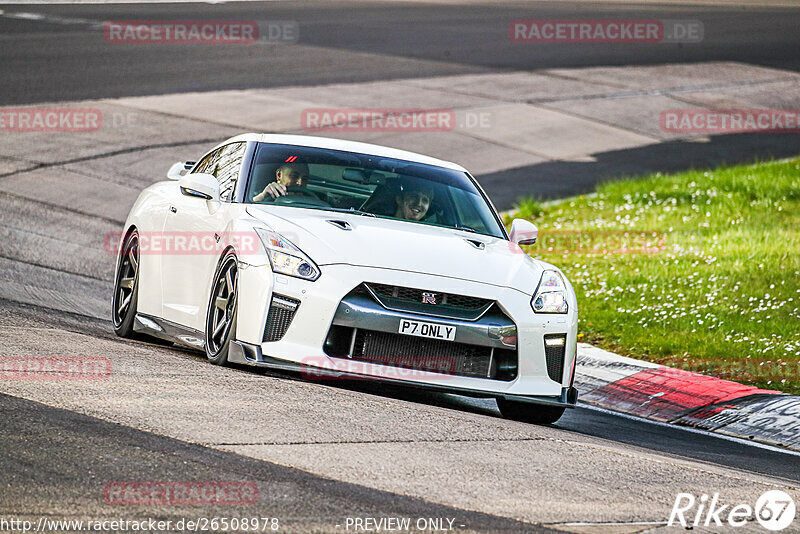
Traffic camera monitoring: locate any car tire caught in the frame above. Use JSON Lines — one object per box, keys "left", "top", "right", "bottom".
{"left": 112, "top": 230, "right": 140, "bottom": 338}
{"left": 497, "top": 398, "right": 566, "bottom": 425}
{"left": 205, "top": 252, "right": 238, "bottom": 366}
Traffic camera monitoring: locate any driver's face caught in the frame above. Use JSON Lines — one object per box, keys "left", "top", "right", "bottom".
{"left": 276, "top": 163, "right": 309, "bottom": 187}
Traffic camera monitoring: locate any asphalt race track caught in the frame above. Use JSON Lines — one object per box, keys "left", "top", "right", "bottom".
{"left": 1, "top": 1, "right": 799, "bottom": 532}
{"left": 1, "top": 1, "right": 800, "bottom": 104}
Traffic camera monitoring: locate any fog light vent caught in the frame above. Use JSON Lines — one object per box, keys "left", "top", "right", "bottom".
{"left": 263, "top": 294, "right": 300, "bottom": 342}
{"left": 544, "top": 334, "right": 567, "bottom": 382}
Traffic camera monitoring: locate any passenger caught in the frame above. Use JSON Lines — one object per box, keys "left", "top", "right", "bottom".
{"left": 253, "top": 161, "right": 310, "bottom": 201}
{"left": 394, "top": 179, "right": 434, "bottom": 221}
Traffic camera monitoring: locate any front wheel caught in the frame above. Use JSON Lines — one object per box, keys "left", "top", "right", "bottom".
{"left": 497, "top": 398, "right": 566, "bottom": 425}
{"left": 112, "top": 230, "right": 140, "bottom": 338}
{"left": 205, "top": 253, "right": 238, "bottom": 365}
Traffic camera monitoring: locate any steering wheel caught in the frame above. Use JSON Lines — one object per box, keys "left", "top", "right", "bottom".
{"left": 271, "top": 186, "right": 330, "bottom": 207}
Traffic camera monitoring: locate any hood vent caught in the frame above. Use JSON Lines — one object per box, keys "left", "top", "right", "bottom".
{"left": 326, "top": 219, "right": 352, "bottom": 231}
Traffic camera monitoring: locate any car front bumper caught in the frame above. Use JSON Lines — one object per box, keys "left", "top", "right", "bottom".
{"left": 232, "top": 263, "right": 578, "bottom": 405}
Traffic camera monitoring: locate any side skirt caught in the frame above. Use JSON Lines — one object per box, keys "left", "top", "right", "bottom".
{"left": 134, "top": 313, "right": 205, "bottom": 351}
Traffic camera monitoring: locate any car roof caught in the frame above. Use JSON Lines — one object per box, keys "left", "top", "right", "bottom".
{"left": 215, "top": 133, "right": 468, "bottom": 172}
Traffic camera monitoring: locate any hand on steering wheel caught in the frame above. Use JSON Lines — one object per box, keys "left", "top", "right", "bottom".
{"left": 270, "top": 186, "right": 330, "bottom": 207}
{"left": 255, "top": 183, "right": 321, "bottom": 202}
{"left": 284, "top": 186, "right": 321, "bottom": 199}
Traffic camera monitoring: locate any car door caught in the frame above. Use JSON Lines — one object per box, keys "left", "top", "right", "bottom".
{"left": 160, "top": 142, "right": 246, "bottom": 331}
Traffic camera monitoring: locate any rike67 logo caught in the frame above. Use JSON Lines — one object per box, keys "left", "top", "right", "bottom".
{"left": 669, "top": 491, "right": 796, "bottom": 531}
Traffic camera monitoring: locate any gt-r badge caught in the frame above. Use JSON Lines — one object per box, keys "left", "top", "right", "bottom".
{"left": 422, "top": 292, "right": 437, "bottom": 304}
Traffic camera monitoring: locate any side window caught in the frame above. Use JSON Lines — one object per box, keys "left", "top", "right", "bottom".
{"left": 192, "top": 143, "right": 246, "bottom": 202}
{"left": 193, "top": 149, "right": 220, "bottom": 175}
{"left": 213, "top": 142, "right": 246, "bottom": 202}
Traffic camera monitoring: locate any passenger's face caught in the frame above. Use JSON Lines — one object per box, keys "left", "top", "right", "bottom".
{"left": 396, "top": 191, "right": 431, "bottom": 221}
{"left": 276, "top": 164, "right": 309, "bottom": 187}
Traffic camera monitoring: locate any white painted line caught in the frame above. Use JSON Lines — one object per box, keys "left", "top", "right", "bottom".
{"left": 4, "top": 12, "right": 45, "bottom": 20}
{"left": 2, "top": 11, "right": 104, "bottom": 28}
{"left": 558, "top": 521, "right": 668, "bottom": 527}
{"left": 2, "top": 0, "right": 796, "bottom": 4}
{"left": 0, "top": 1, "right": 287, "bottom": 4}
{"left": 580, "top": 403, "right": 800, "bottom": 458}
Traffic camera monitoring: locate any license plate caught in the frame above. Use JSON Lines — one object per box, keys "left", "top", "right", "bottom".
{"left": 398, "top": 319, "right": 456, "bottom": 341}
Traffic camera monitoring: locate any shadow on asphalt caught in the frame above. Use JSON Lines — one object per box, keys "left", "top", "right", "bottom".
{"left": 225, "top": 360, "right": 800, "bottom": 484}
{"left": 481, "top": 132, "right": 800, "bottom": 209}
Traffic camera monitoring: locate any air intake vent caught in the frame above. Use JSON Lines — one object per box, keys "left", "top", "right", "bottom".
{"left": 326, "top": 220, "right": 352, "bottom": 230}
{"left": 263, "top": 294, "right": 300, "bottom": 342}
{"left": 544, "top": 334, "right": 567, "bottom": 383}
{"left": 351, "top": 329, "right": 494, "bottom": 379}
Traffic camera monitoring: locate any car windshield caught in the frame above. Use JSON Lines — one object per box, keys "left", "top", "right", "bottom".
{"left": 245, "top": 143, "right": 505, "bottom": 239}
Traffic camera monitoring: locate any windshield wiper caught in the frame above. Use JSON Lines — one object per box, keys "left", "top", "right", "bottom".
{"left": 350, "top": 208, "right": 376, "bottom": 217}
{"left": 326, "top": 207, "right": 376, "bottom": 217}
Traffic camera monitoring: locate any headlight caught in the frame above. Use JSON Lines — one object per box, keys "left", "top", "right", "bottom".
{"left": 531, "top": 270, "right": 568, "bottom": 313}
{"left": 254, "top": 228, "right": 320, "bottom": 281}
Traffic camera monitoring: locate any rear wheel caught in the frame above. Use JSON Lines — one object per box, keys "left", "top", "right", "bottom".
{"left": 497, "top": 398, "right": 566, "bottom": 425}
{"left": 205, "top": 253, "right": 238, "bottom": 365}
{"left": 112, "top": 231, "right": 140, "bottom": 338}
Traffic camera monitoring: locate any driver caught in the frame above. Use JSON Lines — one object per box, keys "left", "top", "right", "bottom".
{"left": 394, "top": 179, "right": 434, "bottom": 221}
{"left": 253, "top": 161, "right": 309, "bottom": 201}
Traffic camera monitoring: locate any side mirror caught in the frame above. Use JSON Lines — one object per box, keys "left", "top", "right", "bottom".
{"left": 179, "top": 173, "right": 220, "bottom": 202}
{"left": 509, "top": 218, "right": 538, "bottom": 246}
{"left": 167, "top": 161, "right": 194, "bottom": 180}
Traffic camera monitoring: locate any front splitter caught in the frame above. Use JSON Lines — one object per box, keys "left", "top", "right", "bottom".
{"left": 229, "top": 340, "right": 578, "bottom": 409}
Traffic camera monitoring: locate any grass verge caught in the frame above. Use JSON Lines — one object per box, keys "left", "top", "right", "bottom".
{"left": 508, "top": 159, "right": 800, "bottom": 395}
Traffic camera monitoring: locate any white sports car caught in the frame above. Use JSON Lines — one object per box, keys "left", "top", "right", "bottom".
{"left": 113, "top": 134, "right": 578, "bottom": 424}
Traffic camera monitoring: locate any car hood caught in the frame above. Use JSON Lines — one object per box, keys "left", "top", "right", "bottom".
{"left": 246, "top": 206, "right": 544, "bottom": 294}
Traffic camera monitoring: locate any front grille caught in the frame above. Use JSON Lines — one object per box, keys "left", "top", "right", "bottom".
{"left": 365, "top": 283, "right": 492, "bottom": 320}
{"left": 369, "top": 283, "right": 488, "bottom": 309}
{"left": 263, "top": 294, "right": 300, "bottom": 342}
{"left": 544, "top": 335, "right": 566, "bottom": 382}
{"left": 351, "top": 329, "right": 492, "bottom": 379}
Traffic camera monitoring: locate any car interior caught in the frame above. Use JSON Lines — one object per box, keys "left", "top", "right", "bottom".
{"left": 247, "top": 162, "right": 454, "bottom": 226}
